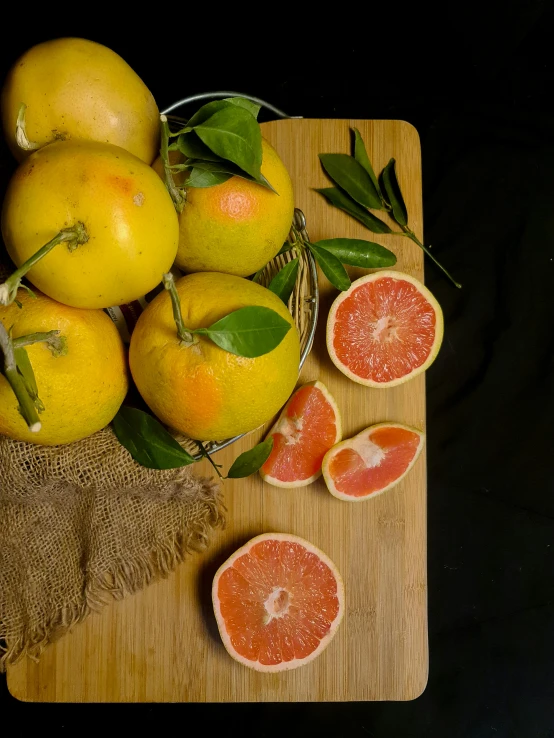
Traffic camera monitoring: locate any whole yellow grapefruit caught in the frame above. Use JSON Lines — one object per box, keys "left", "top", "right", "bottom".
{"left": 1, "top": 37, "right": 160, "bottom": 163}
{"left": 0, "top": 290, "right": 128, "bottom": 445}
{"left": 1, "top": 140, "right": 179, "bottom": 309}
{"left": 129, "top": 272, "right": 300, "bottom": 441}
{"left": 153, "top": 138, "right": 294, "bottom": 277}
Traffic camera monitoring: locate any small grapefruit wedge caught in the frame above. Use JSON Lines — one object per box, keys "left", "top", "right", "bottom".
{"left": 260, "top": 381, "right": 341, "bottom": 488}
{"left": 212, "top": 533, "right": 345, "bottom": 672}
{"left": 327, "top": 271, "right": 444, "bottom": 388}
{"left": 322, "top": 423, "right": 425, "bottom": 501}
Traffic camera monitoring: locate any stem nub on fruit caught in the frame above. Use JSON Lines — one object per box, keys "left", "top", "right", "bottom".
{"left": 162, "top": 273, "right": 197, "bottom": 346}
{"left": 0, "top": 222, "right": 89, "bottom": 306}
{"left": 15, "top": 103, "right": 40, "bottom": 153}
{"left": 0, "top": 324, "right": 67, "bottom": 431}
{"left": 160, "top": 115, "right": 186, "bottom": 214}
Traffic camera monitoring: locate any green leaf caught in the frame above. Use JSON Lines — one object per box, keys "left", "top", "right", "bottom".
{"left": 186, "top": 167, "right": 232, "bottom": 188}
{"left": 175, "top": 132, "right": 222, "bottom": 162}
{"left": 183, "top": 97, "right": 260, "bottom": 131}
{"left": 381, "top": 158, "right": 408, "bottom": 226}
{"left": 352, "top": 128, "right": 382, "bottom": 197}
{"left": 194, "top": 306, "right": 291, "bottom": 358}
{"left": 191, "top": 107, "right": 262, "bottom": 179}
{"left": 307, "top": 242, "right": 351, "bottom": 291}
{"left": 225, "top": 97, "right": 261, "bottom": 119}
{"left": 184, "top": 158, "right": 277, "bottom": 193}
{"left": 315, "top": 187, "right": 393, "bottom": 234}
{"left": 319, "top": 153, "right": 382, "bottom": 210}
{"left": 277, "top": 241, "right": 293, "bottom": 255}
{"left": 227, "top": 436, "right": 274, "bottom": 478}
{"left": 313, "top": 238, "right": 396, "bottom": 268}
{"left": 268, "top": 258, "right": 299, "bottom": 303}
{"left": 112, "top": 406, "right": 196, "bottom": 470}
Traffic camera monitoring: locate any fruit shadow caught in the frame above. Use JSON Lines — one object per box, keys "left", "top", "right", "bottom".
{"left": 195, "top": 532, "right": 258, "bottom": 648}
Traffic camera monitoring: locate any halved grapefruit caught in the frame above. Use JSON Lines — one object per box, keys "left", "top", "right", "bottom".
{"left": 212, "top": 533, "right": 345, "bottom": 672}
{"left": 260, "top": 381, "right": 341, "bottom": 488}
{"left": 322, "top": 422, "right": 425, "bottom": 501}
{"left": 326, "top": 271, "right": 443, "bottom": 388}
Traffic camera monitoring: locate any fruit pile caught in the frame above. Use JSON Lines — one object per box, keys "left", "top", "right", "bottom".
{"left": 0, "top": 38, "right": 445, "bottom": 673}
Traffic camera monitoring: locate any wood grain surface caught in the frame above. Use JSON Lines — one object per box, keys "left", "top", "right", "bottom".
{"left": 8, "top": 119, "right": 428, "bottom": 702}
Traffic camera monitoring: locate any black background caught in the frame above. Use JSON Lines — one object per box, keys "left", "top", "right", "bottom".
{"left": 1, "top": 4, "right": 554, "bottom": 736}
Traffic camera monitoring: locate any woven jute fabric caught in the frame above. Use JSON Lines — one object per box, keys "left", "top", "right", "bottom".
{"left": 0, "top": 427, "right": 224, "bottom": 671}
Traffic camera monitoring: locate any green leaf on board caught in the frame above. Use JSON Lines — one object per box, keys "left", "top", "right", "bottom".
{"left": 267, "top": 258, "right": 300, "bottom": 303}
{"left": 319, "top": 153, "right": 382, "bottom": 210}
{"left": 352, "top": 127, "right": 382, "bottom": 198}
{"left": 381, "top": 158, "right": 408, "bottom": 226}
{"left": 194, "top": 306, "right": 291, "bottom": 358}
{"left": 314, "top": 238, "right": 397, "bottom": 268}
{"left": 191, "top": 107, "right": 262, "bottom": 179}
{"left": 307, "top": 241, "right": 351, "bottom": 291}
{"left": 315, "top": 187, "right": 393, "bottom": 234}
{"left": 185, "top": 168, "right": 232, "bottom": 188}
{"left": 227, "top": 436, "right": 274, "bottom": 478}
{"left": 112, "top": 406, "right": 196, "bottom": 470}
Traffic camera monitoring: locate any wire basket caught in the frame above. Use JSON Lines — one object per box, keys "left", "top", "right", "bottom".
{"left": 162, "top": 95, "right": 318, "bottom": 460}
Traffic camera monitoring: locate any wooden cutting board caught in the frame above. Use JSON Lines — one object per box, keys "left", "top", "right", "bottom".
{"left": 8, "top": 119, "right": 428, "bottom": 702}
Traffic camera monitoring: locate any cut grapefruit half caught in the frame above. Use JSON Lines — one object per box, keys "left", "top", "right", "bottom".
{"left": 212, "top": 533, "right": 345, "bottom": 672}
{"left": 326, "top": 271, "right": 444, "bottom": 388}
{"left": 322, "top": 422, "right": 425, "bottom": 501}
{"left": 260, "top": 381, "right": 341, "bottom": 488}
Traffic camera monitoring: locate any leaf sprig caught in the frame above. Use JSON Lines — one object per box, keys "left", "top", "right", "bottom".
{"left": 256, "top": 230, "right": 397, "bottom": 294}
{"left": 114, "top": 405, "right": 274, "bottom": 479}
{"left": 160, "top": 97, "right": 275, "bottom": 213}
{"left": 316, "top": 128, "right": 461, "bottom": 288}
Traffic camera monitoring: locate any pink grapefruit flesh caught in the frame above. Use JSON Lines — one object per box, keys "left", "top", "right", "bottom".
{"left": 322, "top": 422, "right": 425, "bottom": 501}
{"left": 212, "top": 533, "right": 345, "bottom": 672}
{"left": 260, "top": 381, "right": 341, "bottom": 488}
{"left": 326, "top": 271, "right": 444, "bottom": 388}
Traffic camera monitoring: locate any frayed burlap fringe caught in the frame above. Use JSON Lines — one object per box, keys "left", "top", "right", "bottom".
{"left": 0, "top": 429, "right": 224, "bottom": 672}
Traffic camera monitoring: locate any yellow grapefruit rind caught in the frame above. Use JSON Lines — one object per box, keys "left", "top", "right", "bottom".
{"left": 322, "top": 422, "right": 425, "bottom": 502}
{"left": 259, "top": 380, "right": 342, "bottom": 489}
{"left": 326, "top": 270, "right": 444, "bottom": 388}
{"left": 212, "top": 532, "right": 345, "bottom": 672}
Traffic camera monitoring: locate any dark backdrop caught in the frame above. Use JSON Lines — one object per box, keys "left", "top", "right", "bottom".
{"left": 1, "top": 4, "right": 553, "bottom": 736}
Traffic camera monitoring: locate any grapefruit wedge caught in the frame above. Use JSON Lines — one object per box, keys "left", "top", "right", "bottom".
{"left": 212, "top": 533, "right": 345, "bottom": 672}
{"left": 260, "top": 381, "right": 341, "bottom": 488}
{"left": 322, "top": 422, "right": 425, "bottom": 501}
{"left": 327, "top": 271, "right": 443, "bottom": 388}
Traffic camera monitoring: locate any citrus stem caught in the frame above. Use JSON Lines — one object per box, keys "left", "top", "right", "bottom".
{"left": 0, "top": 222, "right": 89, "bottom": 306}
{"left": 12, "top": 330, "right": 66, "bottom": 356}
{"left": 195, "top": 441, "right": 224, "bottom": 479}
{"left": 160, "top": 115, "right": 187, "bottom": 214}
{"left": 162, "top": 273, "right": 196, "bottom": 346}
{"left": 15, "top": 103, "right": 39, "bottom": 152}
{"left": 401, "top": 226, "right": 462, "bottom": 289}
{"left": 0, "top": 322, "right": 41, "bottom": 431}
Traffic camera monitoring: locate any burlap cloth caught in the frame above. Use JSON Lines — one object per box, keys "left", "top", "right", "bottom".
{"left": 0, "top": 428, "right": 224, "bottom": 671}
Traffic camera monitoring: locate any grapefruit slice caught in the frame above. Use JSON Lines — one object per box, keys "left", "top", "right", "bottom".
{"left": 326, "top": 271, "right": 443, "bottom": 388}
{"left": 260, "top": 381, "right": 341, "bottom": 488}
{"left": 322, "top": 422, "right": 425, "bottom": 501}
{"left": 212, "top": 533, "right": 345, "bottom": 672}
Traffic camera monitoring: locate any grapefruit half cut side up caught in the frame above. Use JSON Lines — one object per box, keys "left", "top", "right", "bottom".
{"left": 212, "top": 533, "right": 345, "bottom": 672}
{"left": 260, "top": 381, "right": 341, "bottom": 488}
{"left": 326, "top": 271, "right": 444, "bottom": 388}
{"left": 322, "top": 422, "right": 425, "bottom": 501}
